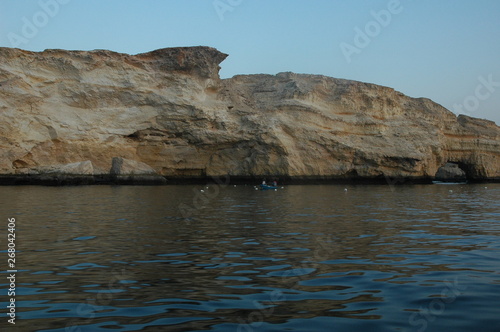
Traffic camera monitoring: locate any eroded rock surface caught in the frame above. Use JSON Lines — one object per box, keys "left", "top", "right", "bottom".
{"left": 0, "top": 46, "right": 498, "bottom": 182}
{"left": 435, "top": 163, "right": 467, "bottom": 182}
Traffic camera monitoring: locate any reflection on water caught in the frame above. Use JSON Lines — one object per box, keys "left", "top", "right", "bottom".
{"left": 1, "top": 184, "right": 499, "bottom": 331}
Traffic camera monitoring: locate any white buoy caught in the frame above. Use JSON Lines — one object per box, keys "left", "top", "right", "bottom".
{"left": 234, "top": 185, "right": 236, "bottom": 187}
{"left": 200, "top": 189, "right": 205, "bottom": 192}
{"left": 344, "top": 188, "right": 348, "bottom": 192}
{"left": 275, "top": 189, "right": 277, "bottom": 191}
{"left": 449, "top": 190, "right": 453, "bottom": 193}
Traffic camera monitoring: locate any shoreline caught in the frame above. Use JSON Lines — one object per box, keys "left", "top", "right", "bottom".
{"left": 0, "top": 174, "right": 498, "bottom": 186}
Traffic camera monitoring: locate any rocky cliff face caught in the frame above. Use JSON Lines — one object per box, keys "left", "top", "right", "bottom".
{"left": 0, "top": 46, "right": 498, "bottom": 183}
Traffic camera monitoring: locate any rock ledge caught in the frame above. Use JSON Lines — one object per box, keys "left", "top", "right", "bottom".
{"left": 0, "top": 46, "right": 498, "bottom": 184}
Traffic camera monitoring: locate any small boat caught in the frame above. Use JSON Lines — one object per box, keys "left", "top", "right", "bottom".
{"left": 259, "top": 184, "right": 278, "bottom": 190}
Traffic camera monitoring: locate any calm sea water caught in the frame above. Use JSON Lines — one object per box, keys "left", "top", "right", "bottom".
{"left": 1, "top": 183, "right": 499, "bottom": 332}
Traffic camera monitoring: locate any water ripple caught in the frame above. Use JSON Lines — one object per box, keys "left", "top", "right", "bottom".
{"left": 1, "top": 184, "right": 499, "bottom": 331}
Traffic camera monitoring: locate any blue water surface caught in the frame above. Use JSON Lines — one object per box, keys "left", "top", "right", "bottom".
{"left": 0, "top": 184, "right": 499, "bottom": 331}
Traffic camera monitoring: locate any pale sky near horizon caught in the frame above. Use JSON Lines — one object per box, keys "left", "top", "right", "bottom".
{"left": 1, "top": 0, "right": 499, "bottom": 124}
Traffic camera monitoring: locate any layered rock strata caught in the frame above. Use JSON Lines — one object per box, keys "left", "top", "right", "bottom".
{"left": 0, "top": 46, "right": 498, "bottom": 184}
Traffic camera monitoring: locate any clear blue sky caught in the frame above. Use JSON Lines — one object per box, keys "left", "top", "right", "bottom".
{"left": 1, "top": 0, "right": 499, "bottom": 124}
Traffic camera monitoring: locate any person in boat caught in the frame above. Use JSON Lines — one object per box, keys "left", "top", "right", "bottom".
{"left": 272, "top": 180, "right": 277, "bottom": 187}
{"left": 262, "top": 179, "right": 267, "bottom": 185}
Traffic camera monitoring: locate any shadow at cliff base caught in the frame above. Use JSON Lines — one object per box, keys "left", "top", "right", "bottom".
{"left": 0, "top": 174, "right": 166, "bottom": 186}
{"left": 219, "top": 175, "right": 436, "bottom": 186}
{"left": 0, "top": 174, "right": 498, "bottom": 186}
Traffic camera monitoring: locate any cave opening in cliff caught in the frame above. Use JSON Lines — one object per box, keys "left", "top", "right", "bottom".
{"left": 435, "top": 161, "right": 473, "bottom": 182}
{"left": 455, "top": 162, "right": 478, "bottom": 180}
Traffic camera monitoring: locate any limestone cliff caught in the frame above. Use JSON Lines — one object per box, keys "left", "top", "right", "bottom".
{"left": 0, "top": 46, "right": 498, "bottom": 183}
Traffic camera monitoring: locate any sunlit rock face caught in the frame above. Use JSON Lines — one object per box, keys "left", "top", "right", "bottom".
{"left": 0, "top": 46, "right": 498, "bottom": 182}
